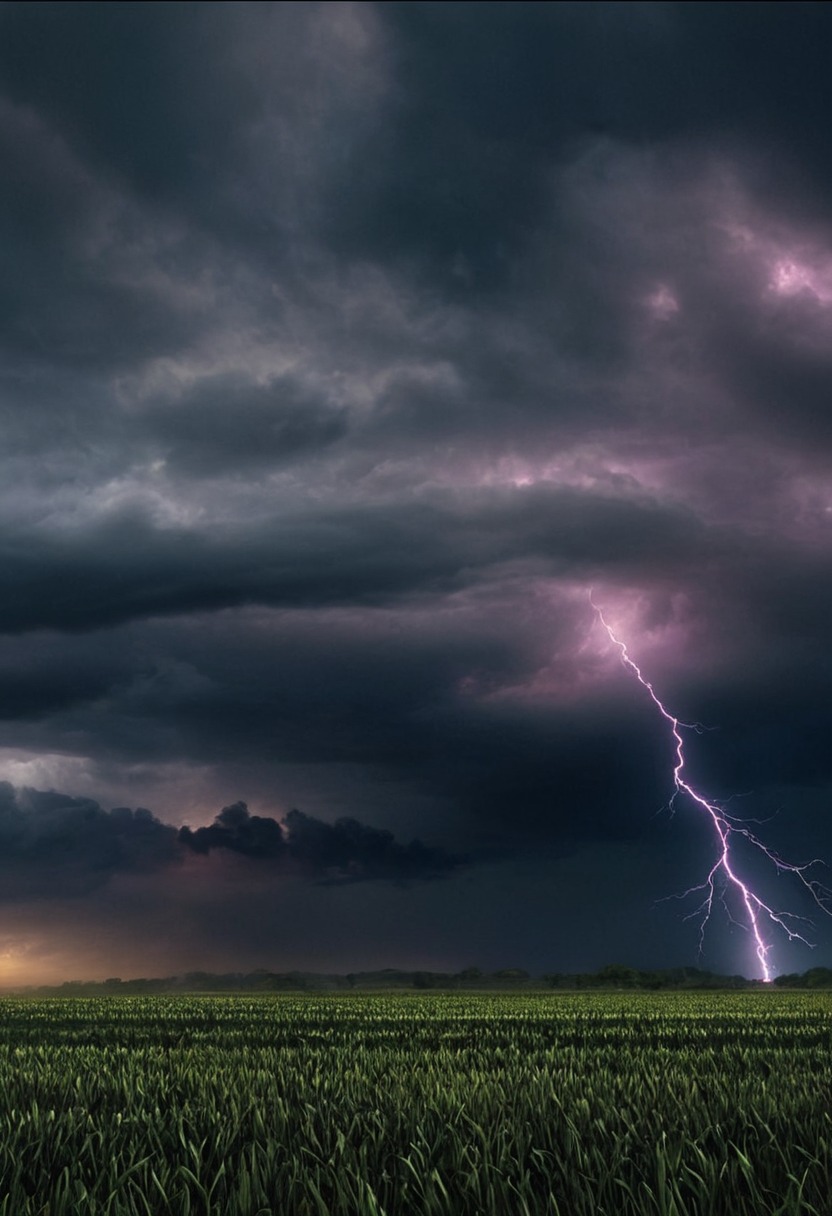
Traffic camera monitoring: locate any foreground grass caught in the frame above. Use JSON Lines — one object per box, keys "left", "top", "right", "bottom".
{"left": 0, "top": 991, "right": 829, "bottom": 1214}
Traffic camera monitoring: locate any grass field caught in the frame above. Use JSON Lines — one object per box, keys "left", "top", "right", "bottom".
{"left": 0, "top": 990, "right": 829, "bottom": 1215}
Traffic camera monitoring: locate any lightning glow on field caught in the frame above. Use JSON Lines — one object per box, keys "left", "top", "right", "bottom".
{"left": 593, "top": 598, "right": 829, "bottom": 981}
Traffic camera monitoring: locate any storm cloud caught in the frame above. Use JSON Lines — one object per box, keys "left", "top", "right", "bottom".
{"left": 0, "top": 784, "right": 464, "bottom": 902}
{"left": 0, "top": 3, "right": 830, "bottom": 982}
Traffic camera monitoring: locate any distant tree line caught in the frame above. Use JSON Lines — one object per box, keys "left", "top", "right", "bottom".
{"left": 771, "top": 967, "right": 832, "bottom": 988}
{"left": 17, "top": 964, "right": 832, "bottom": 995}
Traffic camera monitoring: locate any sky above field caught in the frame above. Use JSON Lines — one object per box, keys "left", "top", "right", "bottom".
{"left": 1, "top": 2, "right": 831, "bottom": 984}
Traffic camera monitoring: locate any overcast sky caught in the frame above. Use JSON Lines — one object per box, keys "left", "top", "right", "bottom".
{"left": 1, "top": 1, "right": 831, "bottom": 984}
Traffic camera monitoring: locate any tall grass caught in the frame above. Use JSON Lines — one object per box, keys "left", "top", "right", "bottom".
{"left": 0, "top": 991, "right": 828, "bottom": 1214}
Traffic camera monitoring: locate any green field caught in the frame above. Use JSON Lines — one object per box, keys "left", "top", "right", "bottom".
{"left": 0, "top": 991, "right": 829, "bottom": 1215}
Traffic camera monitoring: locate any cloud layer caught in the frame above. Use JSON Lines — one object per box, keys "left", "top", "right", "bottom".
{"left": 0, "top": 3, "right": 830, "bottom": 979}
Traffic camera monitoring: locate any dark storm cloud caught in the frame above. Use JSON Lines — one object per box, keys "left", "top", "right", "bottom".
{"left": 0, "top": 95, "right": 204, "bottom": 372}
{"left": 0, "top": 484, "right": 717, "bottom": 634}
{"left": 142, "top": 374, "right": 349, "bottom": 477}
{"left": 0, "top": 534, "right": 830, "bottom": 860}
{"left": 0, "top": 2, "right": 831, "bottom": 977}
{"left": 0, "top": 782, "right": 179, "bottom": 898}
{"left": 179, "top": 801, "right": 287, "bottom": 859}
{"left": 712, "top": 323, "right": 832, "bottom": 448}
{"left": 0, "top": 1, "right": 388, "bottom": 305}
{"left": 0, "top": 3, "right": 250, "bottom": 202}
{"left": 0, "top": 599, "right": 709, "bottom": 848}
{"left": 0, "top": 785, "right": 463, "bottom": 901}
{"left": 180, "top": 802, "right": 465, "bottom": 883}
{"left": 328, "top": 2, "right": 832, "bottom": 288}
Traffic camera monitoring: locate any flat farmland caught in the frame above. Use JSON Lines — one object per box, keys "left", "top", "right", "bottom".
{"left": 0, "top": 991, "right": 829, "bottom": 1215}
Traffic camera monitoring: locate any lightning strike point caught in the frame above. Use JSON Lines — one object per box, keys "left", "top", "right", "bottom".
{"left": 591, "top": 593, "right": 830, "bottom": 982}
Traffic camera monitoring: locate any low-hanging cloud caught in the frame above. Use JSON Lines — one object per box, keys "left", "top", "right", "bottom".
{"left": 0, "top": 785, "right": 466, "bottom": 900}
{"left": 179, "top": 802, "right": 466, "bottom": 884}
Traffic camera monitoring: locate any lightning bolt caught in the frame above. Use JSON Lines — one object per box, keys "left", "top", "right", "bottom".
{"left": 592, "top": 596, "right": 830, "bottom": 982}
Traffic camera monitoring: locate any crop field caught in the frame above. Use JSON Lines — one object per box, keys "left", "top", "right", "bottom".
{"left": 0, "top": 991, "right": 829, "bottom": 1215}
